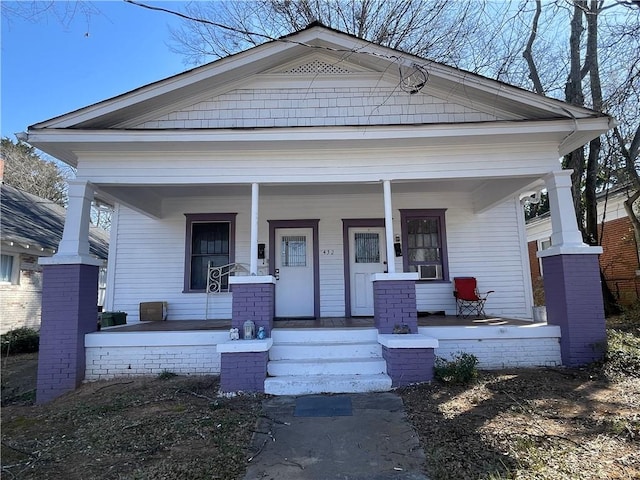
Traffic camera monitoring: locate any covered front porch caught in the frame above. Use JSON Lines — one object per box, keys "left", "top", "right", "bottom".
{"left": 38, "top": 170, "right": 603, "bottom": 400}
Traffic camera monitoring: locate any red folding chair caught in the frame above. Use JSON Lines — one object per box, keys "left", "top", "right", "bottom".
{"left": 453, "top": 277, "right": 494, "bottom": 318}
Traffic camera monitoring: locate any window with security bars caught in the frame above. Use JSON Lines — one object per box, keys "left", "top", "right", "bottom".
{"left": 184, "top": 213, "right": 237, "bottom": 293}
{"left": 400, "top": 209, "right": 449, "bottom": 281}
{"left": 281, "top": 236, "right": 307, "bottom": 267}
{"left": 191, "top": 222, "right": 230, "bottom": 290}
{"left": 354, "top": 233, "right": 380, "bottom": 263}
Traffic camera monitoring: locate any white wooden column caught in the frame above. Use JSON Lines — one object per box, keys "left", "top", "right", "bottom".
{"left": 544, "top": 171, "right": 586, "bottom": 249}
{"left": 43, "top": 179, "right": 101, "bottom": 265}
{"left": 250, "top": 183, "right": 259, "bottom": 275}
{"left": 382, "top": 180, "right": 396, "bottom": 274}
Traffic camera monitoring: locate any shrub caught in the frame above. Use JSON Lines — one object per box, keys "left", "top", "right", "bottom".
{"left": 1, "top": 327, "right": 39, "bottom": 355}
{"left": 434, "top": 352, "right": 479, "bottom": 385}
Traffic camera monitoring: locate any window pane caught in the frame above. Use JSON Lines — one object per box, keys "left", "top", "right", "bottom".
{"left": 355, "top": 233, "right": 380, "bottom": 263}
{"left": 0, "top": 255, "right": 13, "bottom": 282}
{"left": 408, "top": 248, "right": 440, "bottom": 262}
{"left": 406, "top": 218, "right": 441, "bottom": 264}
{"left": 192, "top": 223, "right": 229, "bottom": 255}
{"left": 191, "top": 223, "right": 230, "bottom": 290}
{"left": 281, "top": 235, "right": 306, "bottom": 267}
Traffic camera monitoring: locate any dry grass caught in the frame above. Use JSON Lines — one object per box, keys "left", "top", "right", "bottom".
{"left": 400, "top": 368, "right": 640, "bottom": 480}
{"left": 1, "top": 374, "right": 263, "bottom": 479}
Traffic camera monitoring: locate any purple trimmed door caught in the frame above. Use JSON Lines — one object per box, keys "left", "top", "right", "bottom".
{"left": 349, "top": 227, "right": 387, "bottom": 316}
{"left": 275, "top": 228, "right": 315, "bottom": 317}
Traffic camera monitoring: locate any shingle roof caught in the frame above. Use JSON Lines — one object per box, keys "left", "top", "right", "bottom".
{"left": 0, "top": 183, "right": 109, "bottom": 259}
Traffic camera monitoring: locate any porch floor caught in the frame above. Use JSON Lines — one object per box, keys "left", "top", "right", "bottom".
{"left": 100, "top": 315, "right": 531, "bottom": 332}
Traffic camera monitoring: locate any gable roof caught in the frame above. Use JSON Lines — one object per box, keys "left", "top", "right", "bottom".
{"left": 30, "top": 23, "right": 608, "bottom": 131}
{"left": 0, "top": 183, "right": 109, "bottom": 259}
{"left": 26, "top": 23, "right": 613, "bottom": 166}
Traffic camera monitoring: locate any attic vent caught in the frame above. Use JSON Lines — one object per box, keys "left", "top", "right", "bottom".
{"left": 284, "top": 59, "right": 352, "bottom": 75}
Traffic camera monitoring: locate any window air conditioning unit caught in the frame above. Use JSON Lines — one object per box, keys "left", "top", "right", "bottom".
{"left": 419, "top": 264, "right": 441, "bottom": 280}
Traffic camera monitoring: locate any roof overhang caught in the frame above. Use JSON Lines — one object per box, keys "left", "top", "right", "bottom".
{"left": 26, "top": 117, "right": 613, "bottom": 166}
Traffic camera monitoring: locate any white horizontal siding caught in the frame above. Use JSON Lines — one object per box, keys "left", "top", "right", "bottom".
{"left": 134, "top": 86, "right": 499, "bottom": 130}
{"left": 76, "top": 143, "right": 559, "bottom": 185}
{"left": 446, "top": 201, "right": 529, "bottom": 317}
{"left": 108, "top": 190, "right": 530, "bottom": 321}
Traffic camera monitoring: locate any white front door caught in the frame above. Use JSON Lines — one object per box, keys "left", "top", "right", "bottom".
{"left": 349, "top": 227, "right": 387, "bottom": 316}
{"left": 275, "top": 228, "right": 315, "bottom": 318}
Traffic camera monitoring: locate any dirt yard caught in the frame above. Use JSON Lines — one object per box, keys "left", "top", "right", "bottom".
{"left": 401, "top": 368, "right": 640, "bottom": 479}
{"left": 2, "top": 316, "right": 639, "bottom": 479}
{"left": 1, "top": 368, "right": 262, "bottom": 480}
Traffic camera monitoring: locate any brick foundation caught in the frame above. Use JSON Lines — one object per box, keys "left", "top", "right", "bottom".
{"left": 382, "top": 346, "right": 435, "bottom": 387}
{"left": 220, "top": 351, "right": 268, "bottom": 392}
{"left": 231, "top": 282, "right": 274, "bottom": 336}
{"left": 373, "top": 280, "right": 417, "bottom": 334}
{"left": 542, "top": 254, "right": 606, "bottom": 366}
{"left": 37, "top": 263, "right": 99, "bottom": 403}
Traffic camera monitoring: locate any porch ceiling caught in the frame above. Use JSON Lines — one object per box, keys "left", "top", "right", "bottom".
{"left": 95, "top": 176, "right": 542, "bottom": 219}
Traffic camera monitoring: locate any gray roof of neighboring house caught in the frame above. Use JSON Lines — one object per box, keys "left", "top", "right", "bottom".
{"left": 0, "top": 182, "right": 109, "bottom": 260}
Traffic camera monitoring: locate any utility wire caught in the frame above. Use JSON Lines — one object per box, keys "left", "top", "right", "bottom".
{"left": 124, "top": 0, "right": 429, "bottom": 93}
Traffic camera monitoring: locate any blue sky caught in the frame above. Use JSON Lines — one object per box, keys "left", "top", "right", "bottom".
{"left": 1, "top": 1, "right": 191, "bottom": 139}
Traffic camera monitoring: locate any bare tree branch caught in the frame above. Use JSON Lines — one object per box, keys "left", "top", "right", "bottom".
{"left": 523, "top": 0, "right": 545, "bottom": 95}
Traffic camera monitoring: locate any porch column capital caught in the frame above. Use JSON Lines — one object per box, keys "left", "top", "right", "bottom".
{"left": 41, "top": 179, "right": 100, "bottom": 265}
{"left": 542, "top": 170, "right": 587, "bottom": 250}
{"left": 543, "top": 169, "right": 573, "bottom": 189}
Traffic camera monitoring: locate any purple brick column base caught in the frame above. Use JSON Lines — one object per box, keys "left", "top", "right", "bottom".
{"left": 373, "top": 280, "right": 418, "bottom": 334}
{"left": 231, "top": 282, "right": 274, "bottom": 337}
{"left": 542, "top": 253, "right": 606, "bottom": 367}
{"left": 382, "top": 346, "right": 435, "bottom": 387}
{"left": 220, "top": 351, "right": 268, "bottom": 393}
{"left": 37, "top": 263, "right": 99, "bottom": 404}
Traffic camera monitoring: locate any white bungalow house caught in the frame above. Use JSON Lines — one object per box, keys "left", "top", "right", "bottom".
{"left": 25, "top": 24, "right": 612, "bottom": 403}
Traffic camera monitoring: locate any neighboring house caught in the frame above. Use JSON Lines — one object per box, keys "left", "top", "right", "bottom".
{"left": 0, "top": 181, "right": 109, "bottom": 333}
{"left": 25, "top": 24, "right": 613, "bottom": 402}
{"left": 527, "top": 187, "right": 640, "bottom": 306}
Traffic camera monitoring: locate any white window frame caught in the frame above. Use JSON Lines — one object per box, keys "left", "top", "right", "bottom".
{"left": 0, "top": 253, "right": 20, "bottom": 285}
{"left": 537, "top": 238, "right": 552, "bottom": 276}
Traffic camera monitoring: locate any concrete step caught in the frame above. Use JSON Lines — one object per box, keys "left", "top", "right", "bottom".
{"left": 271, "top": 327, "right": 379, "bottom": 344}
{"left": 269, "top": 341, "right": 382, "bottom": 361}
{"left": 264, "top": 374, "right": 392, "bottom": 396}
{"left": 267, "top": 357, "right": 387, "bottom": 376}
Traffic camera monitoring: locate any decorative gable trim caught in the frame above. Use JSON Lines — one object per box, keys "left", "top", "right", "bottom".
{"left": 283, "top": 58, "right": 353, "bottom": 75}
{"left": 265, "top": 52, "right": 370, "bottom": 75}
